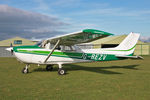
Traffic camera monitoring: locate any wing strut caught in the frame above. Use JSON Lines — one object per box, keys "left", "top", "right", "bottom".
{"left": 44, "top": 40, "right": 60, "bottom": 63}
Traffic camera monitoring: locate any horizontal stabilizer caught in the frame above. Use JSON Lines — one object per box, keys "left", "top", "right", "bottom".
{"left": 116, "top": 55, "right": 144, "bottom": 59}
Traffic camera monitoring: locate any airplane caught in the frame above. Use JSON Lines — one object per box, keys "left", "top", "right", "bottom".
{"left": 6, "top": 29, "right": 143, "bottom": 75}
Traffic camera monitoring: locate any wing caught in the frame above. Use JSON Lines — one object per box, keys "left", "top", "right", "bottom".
{"left": 46, "top": 29, "right": 113, "bottom": 45}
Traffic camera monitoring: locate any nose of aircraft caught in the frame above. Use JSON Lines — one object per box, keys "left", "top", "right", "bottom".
{"left": 6, "top": 47, "right": 13, "bottom": 52}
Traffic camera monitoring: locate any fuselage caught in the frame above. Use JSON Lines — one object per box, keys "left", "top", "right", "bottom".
{"left": 12, "top": 45, "right": 127, "bottom": 65}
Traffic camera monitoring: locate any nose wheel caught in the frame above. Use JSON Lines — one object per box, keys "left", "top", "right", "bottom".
{"left": 22, "top": 64, "right": 29, "bottom": 74}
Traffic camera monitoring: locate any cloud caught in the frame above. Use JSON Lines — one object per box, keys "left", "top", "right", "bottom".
{"left": 0, "top": 5, "right": 68, "bottom": 40}
{"left": 50, "top": 0, "right": 81, "bottom": 8}
{"left": 33, "top": 0, "right": 52, "bottom": 11}
{"left": 68, "top": 7, "right": 150, "bottom": 17}
{"left": 140, "top": 36, "right": 150, "bottom": 42}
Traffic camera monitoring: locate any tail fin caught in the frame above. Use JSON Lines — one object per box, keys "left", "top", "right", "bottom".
{"left": 115, "top": 32, "right": 140, "bottom": 51}
{"left": 114, "top": 32, "right": 143, "bottom": 59}
{"left": 102, "top": 32, "right": 140, "bottom": 56}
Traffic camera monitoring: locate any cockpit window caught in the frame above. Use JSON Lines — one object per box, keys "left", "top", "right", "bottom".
{"left": 36, "top": 41, "right": 43, "bottom": 47}
{"left": 35, "top": 41, "right": 81, "bottom": 52}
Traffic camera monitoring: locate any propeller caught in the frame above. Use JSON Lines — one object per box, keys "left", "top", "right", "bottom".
{"left": 5, "top": 47, "right": 13, "bottom": 55}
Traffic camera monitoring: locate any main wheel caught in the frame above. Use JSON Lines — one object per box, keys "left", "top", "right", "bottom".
{"left": 58, "top": 68, "right": 66, "bottom": 75}
{"left": 22, "top": 68, "right": 29, "bottom": 74}
{"left": 46, "top": 65, "right": 53, "bottom": 71}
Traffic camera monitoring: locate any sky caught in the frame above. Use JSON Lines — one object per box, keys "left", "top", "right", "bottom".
{"left": 0, "top": 0, "right": 150, "bottom": 41}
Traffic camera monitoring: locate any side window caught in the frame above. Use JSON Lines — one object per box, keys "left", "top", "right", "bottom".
{"left": 62, "top": 46, "right": 76, "bottom": 52}
{"left": 14, "top": 40, "right": 22, "bottom": 44}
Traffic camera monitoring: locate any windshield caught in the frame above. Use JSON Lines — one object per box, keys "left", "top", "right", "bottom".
{"left": 35, "top": 41, "right": 43, "bottom": 47}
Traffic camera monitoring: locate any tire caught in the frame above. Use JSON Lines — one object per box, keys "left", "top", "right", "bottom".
{"left": 22, "top": 68, "right": 28, "bottom": 74}
{"left": 46, "top": 65, "right": 53, "bottom": 71}
{"left": 58, "top": 68, "right": 66, "bottom": 75}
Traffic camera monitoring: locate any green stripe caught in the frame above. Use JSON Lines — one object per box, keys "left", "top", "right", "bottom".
{"left": 13, "top": 45, "right": 41, "bottom": 52}
{"left": 106, "top": 45, "right": 136, "bottom": 51}
{"left": 16, "top": 51, "right": 85, "bottom": 59}
{"left": 18, "top": 50, "right": 83, "bottom": 58}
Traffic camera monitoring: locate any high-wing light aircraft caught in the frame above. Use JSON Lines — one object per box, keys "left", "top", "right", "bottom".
{"left": 6, "top": 29, "right": 143, "bottom": 75}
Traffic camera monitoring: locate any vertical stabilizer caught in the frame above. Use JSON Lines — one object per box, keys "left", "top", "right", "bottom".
{"left": 115, "top": 32, "right": 140, "bottom": 51}
{"left": 102, "top": 32, "right": 141, "bottom": 56}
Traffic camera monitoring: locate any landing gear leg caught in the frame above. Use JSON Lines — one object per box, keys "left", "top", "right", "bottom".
{"left": 58, "top": 64, "right": 66, "bottom": 75}
{"left": 22, "top": 64, "right": 29, "bottom": 74}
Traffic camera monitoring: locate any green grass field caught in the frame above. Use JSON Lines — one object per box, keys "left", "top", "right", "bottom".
{"left": 0, "top": 56, "right": 150, "bottom": 100}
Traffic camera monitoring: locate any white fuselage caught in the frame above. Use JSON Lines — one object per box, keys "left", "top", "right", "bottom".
{"left": 13, "top": 47, "right": 133, "bottom": 65}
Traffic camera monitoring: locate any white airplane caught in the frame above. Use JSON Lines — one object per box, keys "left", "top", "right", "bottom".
{"left": 6, "top": 29, "right": 143, "bottom": 75}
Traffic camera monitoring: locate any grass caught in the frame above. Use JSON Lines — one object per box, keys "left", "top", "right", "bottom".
{"left": 0, "top": 56, "right": 150, "bottom": 100}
